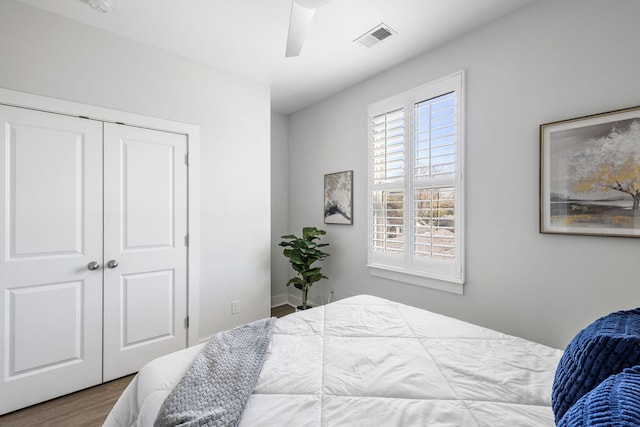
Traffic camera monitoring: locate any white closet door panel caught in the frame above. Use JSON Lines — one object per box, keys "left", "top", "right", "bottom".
{"left": 122, "top": 270, "right": 175, "bottom": 345}
{"left": 123, "top": 140, "right": 175, "bottom": 249}
{"left": 103, "top": 123, "right": 187, "bottom": 381}
{"left": 10, "top": 281, "right": 83, "bottom": 374}
{"left": 11, "top": 125, "right": 84, "bottom": 256}
{"left": 0, "top": 105, "right": 103, "bottom": 415}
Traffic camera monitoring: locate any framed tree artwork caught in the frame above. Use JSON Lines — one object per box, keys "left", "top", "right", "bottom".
{"left": 324, "top": 170, "right": 353, "bottom": 224}
{"left": 540, "top": 106, "right": 640, "bottom": 237}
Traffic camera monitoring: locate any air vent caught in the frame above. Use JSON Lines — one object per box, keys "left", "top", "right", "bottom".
{"left": 354, "top": 24, "right": 396, "bottom": 48}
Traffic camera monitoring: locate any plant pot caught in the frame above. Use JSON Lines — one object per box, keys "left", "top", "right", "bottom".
{"left": 296, "top": 305, "right": 312, "bottom": 311}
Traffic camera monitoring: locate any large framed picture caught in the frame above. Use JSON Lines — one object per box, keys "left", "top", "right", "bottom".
{"left": 540, "top": 106, "right": 640, "bottom": 237}
{"left": 324, "top": 170, "right": 353, "bottom": 224}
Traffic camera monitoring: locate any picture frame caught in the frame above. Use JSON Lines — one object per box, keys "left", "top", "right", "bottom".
{"left": 540, "top": 105, "right": 640, "bottom": 237}
{"left": 324, "top": 170, "right": 353, "bottom": 225}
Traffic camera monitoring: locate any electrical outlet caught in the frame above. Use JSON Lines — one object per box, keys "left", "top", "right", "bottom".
{"left": 329, "top": 287, "right": 336, "bottom": 303}
{"left": 231, "top": 300, "right": 240, "bottom": 315}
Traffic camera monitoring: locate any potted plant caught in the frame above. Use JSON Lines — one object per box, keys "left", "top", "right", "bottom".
{"left": 279, "top": 227, "right": 330, "bottom": 310}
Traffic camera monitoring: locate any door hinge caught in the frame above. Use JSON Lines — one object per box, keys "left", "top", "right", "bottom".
{"left": 184, "top": 234, "right": 189, "bottom": 246}
{"left": 184, "top": 153, "right": 189, "bottom": 166}
{"left": 185, "top": 316, "right": 190, "bottom": 328}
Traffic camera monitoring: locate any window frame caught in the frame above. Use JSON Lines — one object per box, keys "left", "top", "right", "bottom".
{"left": 366, "top": 71, "right": 465, "bottom": 294}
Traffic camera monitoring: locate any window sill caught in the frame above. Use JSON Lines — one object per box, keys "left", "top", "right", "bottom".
{"left": 367, "top": 264, "right": 464, "bottom": 295}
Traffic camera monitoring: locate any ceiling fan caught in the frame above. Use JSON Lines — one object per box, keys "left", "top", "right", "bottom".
{"left": 285, "top": 0, "right": 330, "bottom": 57}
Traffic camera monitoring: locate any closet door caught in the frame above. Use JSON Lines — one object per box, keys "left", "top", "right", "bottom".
{"left": 0, "top": 106, "right": 103, "bottom": 414}
{"left": 102, "top": 123, "right": 188, "bottom": 381}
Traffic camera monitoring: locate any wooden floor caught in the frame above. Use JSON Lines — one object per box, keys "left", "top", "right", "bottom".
{"left": 0, "top": 374, "right": 134, "bottom": 426}
{"left": 271, "top": 303, "right": 296, "bottom": 318}
{"left": 0, "top": 304, "right": 296, "bottom": 426}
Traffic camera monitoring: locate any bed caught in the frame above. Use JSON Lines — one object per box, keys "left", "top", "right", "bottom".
{"left": 104, "top": 295, "right": 569, "bottom": 426}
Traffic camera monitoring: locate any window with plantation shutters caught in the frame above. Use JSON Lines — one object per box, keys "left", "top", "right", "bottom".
{"left": 367, "top": 72, "right": 465, "bottom": 293}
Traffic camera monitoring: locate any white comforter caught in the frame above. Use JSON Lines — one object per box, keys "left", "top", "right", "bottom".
{"left": 104, "top": 295, "right": 562, "bottom": 426}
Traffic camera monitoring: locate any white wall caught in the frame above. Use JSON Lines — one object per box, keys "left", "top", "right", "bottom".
{"left": 0, "top": 1, "right": 271, "bottom": 341}
{"left": 271, "top": 112, "right": 290, "bottom": 304}
{"left": 285, "top": 0, "right": 640, "bottom": 349}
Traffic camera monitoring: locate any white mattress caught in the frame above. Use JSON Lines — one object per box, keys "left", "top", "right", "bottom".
{"left": 104, "top": 295, "right": 562, "bottom": 426}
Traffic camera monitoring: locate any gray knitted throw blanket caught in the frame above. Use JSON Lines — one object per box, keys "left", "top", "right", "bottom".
{"left": 154, "top": 317, "right": 276, "bottom": 427}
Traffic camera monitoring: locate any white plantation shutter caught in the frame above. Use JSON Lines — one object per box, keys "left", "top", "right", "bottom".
{"left": 367, "top": 71, "right": 465, "bottom": 292}
{"left": 413, "top": 92, "right": 456, "bottom": 259}
{"left": 371, "top": 108, "right": 405, "bottom": 254}
{"left": 372, "top": 108, "right": 404, "bottom": 184}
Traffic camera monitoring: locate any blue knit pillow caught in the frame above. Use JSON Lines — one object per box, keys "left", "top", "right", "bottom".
{"left": 557, "top": 365, "right": 640, "bottom": 427}
{"left": 552, "top": 308, "right": 640, "bottom": 423}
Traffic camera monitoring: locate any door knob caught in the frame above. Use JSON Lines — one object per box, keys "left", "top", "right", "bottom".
{"left": 87, "top": 261, "right": 101, "bottom": 271}
{"left": 107, "top": 259, "right": 119, "bottom": 269}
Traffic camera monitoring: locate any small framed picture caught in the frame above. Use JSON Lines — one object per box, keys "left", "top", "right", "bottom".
{"left": 540, "top": 106, "right": 640, "bottom": 237}
{"left": 324, "top": 170, "right": 353, "bottom": 224}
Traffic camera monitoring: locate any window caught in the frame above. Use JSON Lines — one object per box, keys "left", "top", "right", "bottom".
{"left": 367, "top": 71, "right": 464, "bottom": 293}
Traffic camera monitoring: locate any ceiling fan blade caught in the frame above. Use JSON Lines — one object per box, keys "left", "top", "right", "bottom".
{"left": 285, "top": 1, "right": 316, "bottom": 57}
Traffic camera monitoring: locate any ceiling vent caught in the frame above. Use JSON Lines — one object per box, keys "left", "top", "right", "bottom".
{"left": 354, "top": 24, "right": 395, "bottom": 48}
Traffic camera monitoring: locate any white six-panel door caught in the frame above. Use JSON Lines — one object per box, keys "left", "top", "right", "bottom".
{"left": 0, "top": 106, "right": 188, "bottom": 414}
{"left": 0, "top": 106, "right": 104, "bottom": 414}
{"left": 102, "top": 123, "right": 188, "bottom": 381}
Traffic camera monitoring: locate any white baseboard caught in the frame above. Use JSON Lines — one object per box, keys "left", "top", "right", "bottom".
{"left": 271, "top": 293, "right": 325, "bottom": 309}
{"left": 270, "top": 294, "right": 287, "bottom": 308}
{"left": 271, "top": 293, "right": 299, "bottom": 308}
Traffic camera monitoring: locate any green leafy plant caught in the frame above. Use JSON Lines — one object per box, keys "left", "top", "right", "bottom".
{"left": 279, "top": 227, "right": 330, "bottom": 309}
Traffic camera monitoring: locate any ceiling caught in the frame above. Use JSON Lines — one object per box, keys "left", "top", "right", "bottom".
{"left": 17, "top": 0, "right": 534, "bottom": 114}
